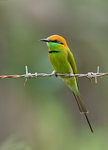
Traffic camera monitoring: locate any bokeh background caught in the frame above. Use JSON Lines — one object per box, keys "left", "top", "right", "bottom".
{"left": 0, "top": 0, "right": 108, "bottom": 149}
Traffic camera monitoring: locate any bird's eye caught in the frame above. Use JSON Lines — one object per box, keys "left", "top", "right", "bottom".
{"left": 52, "top": 40, "right": 64, "bottom": 45}
{"left": 53, "top": 40, "right": 58, "bottom": 43}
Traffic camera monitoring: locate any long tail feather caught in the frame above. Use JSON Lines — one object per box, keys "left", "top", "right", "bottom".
{"left": 73, "top": 94, "right": 94, "bottom": 133}
{"left": 84, "top": 113, "right": 94, "bottom": 133}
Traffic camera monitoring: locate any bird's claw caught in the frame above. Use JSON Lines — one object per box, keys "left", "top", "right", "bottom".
{"left": 51, "top": 70, "right": 58, "bottom": 77}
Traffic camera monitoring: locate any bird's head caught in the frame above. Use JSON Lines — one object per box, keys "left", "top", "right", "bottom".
{"left": 40, "top": 35, "right": 68, "bottom": 50}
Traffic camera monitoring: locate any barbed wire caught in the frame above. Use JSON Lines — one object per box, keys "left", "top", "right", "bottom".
{"left": 0, "top": 66, "right": 108, "bottom": 86}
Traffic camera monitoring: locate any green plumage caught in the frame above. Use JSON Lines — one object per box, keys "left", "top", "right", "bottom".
{"left": 48, "top": 43, "right": 78, "bottom": 93}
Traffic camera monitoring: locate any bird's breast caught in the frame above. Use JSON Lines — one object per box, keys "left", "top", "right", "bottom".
{"left": 48, "top": 50, "right": 72, "bottom": 74}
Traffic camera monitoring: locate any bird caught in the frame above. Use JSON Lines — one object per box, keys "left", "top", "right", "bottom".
{"left": 40, "top": 34, "right": 93, "bottom": 133}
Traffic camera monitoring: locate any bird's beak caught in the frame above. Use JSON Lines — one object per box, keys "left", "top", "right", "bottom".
{"left": 40, "top": 38, "right": 50, "bottom": 42}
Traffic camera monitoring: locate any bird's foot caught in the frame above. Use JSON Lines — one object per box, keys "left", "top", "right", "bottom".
{"left": 51, "top": 70, "right": 58, "bottom": 77}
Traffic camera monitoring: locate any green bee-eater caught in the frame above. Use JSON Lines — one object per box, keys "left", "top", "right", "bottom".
{"left": 40, "top": 35, "right": 93, "bottom": 133}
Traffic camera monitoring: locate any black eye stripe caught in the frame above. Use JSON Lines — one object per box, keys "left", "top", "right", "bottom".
{"left": 51, "top": 40, "right": 64, "bottom": 45}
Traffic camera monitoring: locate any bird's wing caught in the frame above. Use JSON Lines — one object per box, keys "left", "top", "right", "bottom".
{"left": 67, "top": 49, "right": 77, "bottom": 75}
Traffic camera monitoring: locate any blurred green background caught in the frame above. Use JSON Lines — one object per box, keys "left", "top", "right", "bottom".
{"left": 0, "top": 0, "right": 108, "bottom": 150}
